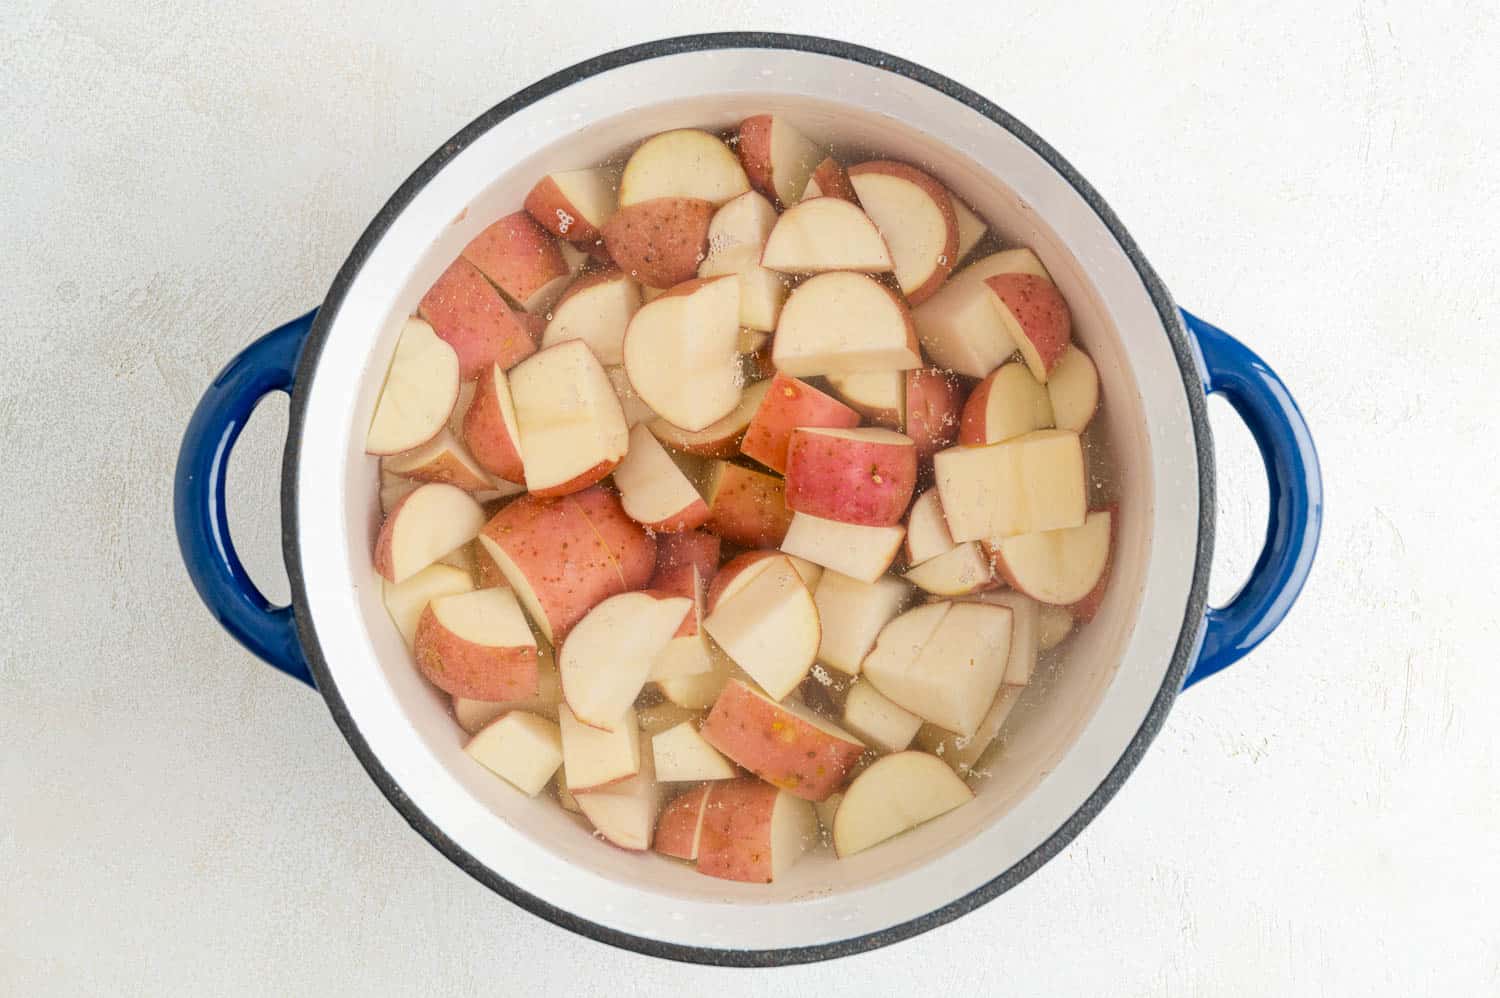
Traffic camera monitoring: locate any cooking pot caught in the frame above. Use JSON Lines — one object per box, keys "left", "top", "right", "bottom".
{"left": 173, "top": 33, "right": 1321, "bottom": 966}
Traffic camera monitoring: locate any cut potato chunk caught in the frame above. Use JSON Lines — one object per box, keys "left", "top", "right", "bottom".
{"left": 737, "top": 114, "right": 821, "bottom": 208}
{"left": 914, "top": 684, "right": 1024, "bottom": 775}
{"left": 560, "top": 591, "right": 692, "bottom": 731}
{"left": 365, "top": 318, "right": 461, "bottom": 456}
{"left": 702, "top": 555, "right": 819, "bottom": 701}
{"left": 613, "top": 423, "right": 709, "bottom": 532}
{"left": 464, "top": 711, "right": 563, "bottom": 796}
{"left": 374, "top": 483, "right": 486, "bottom": 584}
{"left": 654, "top": 785, "right": 712, "bottom": 860}
{"left": 698, "top": 190, "right": 787, "bottom": 331}
{"left": 414, "top": 587, "right": 538, "bottom": 701}
{"left": 933, "top": 429, "right": 1086, "bottom": 541}
{"left": 623, "top": 276, "right": 742, "bottom": 433}
{"left": 508, "top": 340, "right": 629, "bottom": 497}
{"left": 652, "top": 721, "right": 737, "bottom": 781}
{"left": 382, "top": 563, "right": 474, "bottom": 648}
{"left": 780, "top": 512, "right": 905, "bottom": 584}
{"left": 911, "top": 249, "right": 1050, "bottom": 378}
{"left": 574, "top": 731, "right": 661, "bottom": 851}
{"left": 847, "top": 161, "right": 958, "bottom": 305}
{"left": 833, "top": 751, "right": 973, "bottom": 857}
{"left": 772, "top": 273, "right": 922, "bottom": 377}
{"left": 842, "top": 682, "right": 922, "bottom": 753}
{"left": 558, "top": 704, "right": 640, "bottom": 792}
{"left": 700, "top": 679, "right": 863, "bottom": 801}
{"left": 698, "top": 778, "right": 817, "bottom": 883}
{"left": 619, "top": 129, "right": 749, "bottom": 207}
{"left": 990, "top": 509, "right": 1112, "bottom": 605}
{"left": 761, "top": 197, "right": 892, "bottom": 274}
{"left": 811, "top": 571, "right": 912, "bottom": 676}
{"left": 863, "top": 601, "right": 1012, "bottom": 737}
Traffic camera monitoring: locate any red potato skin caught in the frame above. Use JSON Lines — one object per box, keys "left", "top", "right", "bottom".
{"left": 705, "top": 550, "right": 779, "bottom": 613}
{"left": 784, "top": 430, "right": 917, "bottom": 527}
{"left": 655, "top": 785, "right": 712, "bottom": 861}
{"left": 372, "top": 490, "right": 410, "bottom": 581}
{"left": 847, "top": 160, "right": 959, "bottom": 306}
{"left": 740, "top": 373, "right": 861, "bottom": 474}
{"left": 704, "top": 463, "right": 794, "bottom": 548}
{"left": 1067, "top": 505, "right": 1117, "bottom": 623}
{"left": 519, "top": 312, "right": 547, "bottom": 346}
{"left": 479, "top": 488, "right": 652, "bottom": 642}
{"left": 461, "top": 211, "right": 569, "bottom": 307}
{"left": 696, "top": 778, "right": 780, "bottom": 883}
{"left": 648, "top": 565, "right": 702, "bottom": 637}
{"left": 638, "top": 497, "right": 711, "bottom": 534}
{"left": 474, "top": 542, "right": 506, "bottom": 589}
{"left": 524, "top": 175, "right": 605, "bottom": 244}
{"left": 418, "top": 257, "right": 537, "bottom": 380}
{"left": 651, "top": 530, "right": 722, "bottom": 588}
{"left": 567, "top": 486, "right": 658, "bottom": 592}
{"left": 806, "top": 157, "right": 858, "bottom": 204}
{"left": 601, "top": 198, "right": 714, "bottom": 289}
{"left": 735, "top": 115, "right": 775, "bottom": 203}
{"left": 462, "top": 364, "right": 525, "bottom": 483}
{"left": 985, "top": 273, "right": 1072, "bottom": 377}
{"left": 957, "top": 367, "right": 1002, "bottom": 447}
{"left": 701, "top": 681, "right": 862, "bottom": 802}
{"left": 412, "top": 605, "right": 538, "bottom": 701}
{"left": 905, "top": 369, "right": 969, "bottom": 461}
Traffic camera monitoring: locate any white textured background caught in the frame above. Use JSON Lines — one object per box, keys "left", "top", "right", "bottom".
{"left": 3, "top": 1, "right": 1497, "bottom": 994}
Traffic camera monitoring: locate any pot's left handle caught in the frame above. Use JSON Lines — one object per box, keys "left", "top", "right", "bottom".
{"left": 174, "top": 311, "right": 317, "bottom": 688}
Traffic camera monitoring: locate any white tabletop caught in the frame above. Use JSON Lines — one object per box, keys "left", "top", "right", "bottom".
{"left": 3, "top": 2, "right": 1496, "bottom": 994}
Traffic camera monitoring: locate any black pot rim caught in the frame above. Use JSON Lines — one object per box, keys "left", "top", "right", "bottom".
{"left": 282, "top": 31, "right": 1215, "bottom": 968}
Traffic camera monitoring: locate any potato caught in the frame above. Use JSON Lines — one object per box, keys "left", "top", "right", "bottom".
{"left": 602, "top": 197, "right": 715, "bottom": 288}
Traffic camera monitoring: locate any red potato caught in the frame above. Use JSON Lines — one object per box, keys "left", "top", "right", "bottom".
{"left": 760, "top": 197, "right": 894, "bottom": 275}
{"left": 847, "top": 161, "right": 959, "bottom": 306}
{"left": 566, "top": 485, "right": 657, "bottom": 592}
{"left": 933, "top": 429, "right": 1087, "bottom": 541}
{"left": 651, "top": 530, "right": 722, "bottom": 588}
{"left": 540, "top": 268, "right": 640, "bottom": 367}
{"left": 739, "top": 373, "right": 860, "bottom": 474}
{"left": 418, "top": 257, "right": 537, "bottom": 379}
{"left": 811, "top": 570, "right": 912, "bottom": 676}
{"left": 655, "top": 784, "right": 712, "bottom": 861}
{"left": 801, "top": 157, "right": 858, "bottom": 203}
{"left": 574, "top": 732, "right": 662, "bottom": 850}
{"left": 700, "top": 679, "right": 864, "bottom": 801}
{"left": 705, "top": 550, "right": 823, "bottom": 613}
{"left": 780, "top": 512, "right": 906, "bottom": 584}
{"left": 382, "top": 428, "right": 494, "bottom": 492}
{"left": 365, "top": 318, "right": 461, "bottom": 456}
{"left": 959, "top": 361, "right": 1055, "bottom": 446}
{"left": 989, "top": 508, "right": 1115, "bottom": 617}
{"left": 374, "top": 483, "right": 487, "bottom": 583}
{"left": 702, "top": 555, "right": 820, "bottom": 701}
{"left": 452, "top": 643, "right": 562, "bottom": 731}
{"left": 507, "top": 339, "right": 629, "bottom": 498}
{"left": 984, "top": 273, "right": 1073, "bottom": 381}
{"left": 736, "top": 114, "right": 821, "bottom": 208}
{"left": 462, "top": 211, "right": 570, "bottom": 309}
{"left": 473, "top": 540, "right": 506, "bottom": 589}
{"left": 613, "top": 424, "right": 710, "bottom": 532}
{"left": 602, "top": 197, "right": 715, "bottom": 288}
{"left": 524, "top": 168, "right": 617, "bottom": 244}
{"left": 784, "top": 427, "right": 917, "bottom": 527}
{"left": 464, "top": 710, "right": 563, "bottom": 797}
{"left": 648, "top": 379, "right": 769, "bottom": 458}
{"left": 825, "top": 371, "right": 904, "bottom": 428}
{"left": 911, "top": 248, "right": 1051, "bottom": 378}
{"left": 702, "top": 460, "right": 794, "bottom": 548}
{"left": 831, "top": 751, "right": 972, "bottom": 858}
{"left": 903, "top": 488, "right": 956, "bottom": 566}
{"left": 697, "top": 778, "right": 817, "bottom": 883}
{"left": 622, "top": 275, "right": 742, "bottom": 432}
{"left": 381, "top": 563, "right": 474, "bottom": 648}
{"left": 560, "top": 591, "right": 692, "bottom": 730}
{"left": 1046, "top": 345, "right": 1100, "bottom": 432}
{"left": 904, "top": 369, "right": 969, "bottom": 462}
{"left": 771, "top": 272, "right": 922, "bottom": 377}
{"left": 620, "top": 128, "right": 749, "bottom": 207}
{"left": 648, "top": 565, "right": 715, "bottom": 682}
{"left": 462, "top": 363, "right": 526, "bottom": 484}
{"left": 698, "top": 191, "right": 787, "bottom": 332}
{"left": 413, "top": 588, "right": 538, "bottom": 701}
{"left": 477, "top": 487, "right": 654, "bottom": 644}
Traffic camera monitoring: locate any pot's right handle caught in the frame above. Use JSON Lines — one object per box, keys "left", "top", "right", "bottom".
{"left": 1180, "top": 309, "right": 1323, "bottom": 688}
{"left": 174, "top": 311, "right": 317, "bottom": 688}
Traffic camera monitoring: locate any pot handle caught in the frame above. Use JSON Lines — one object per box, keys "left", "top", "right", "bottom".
{"left": 1180, "top": 309, "right": 1322, "bottom": 687}
{"left": 174, "top": 311, "right": 317, "bottom": 687}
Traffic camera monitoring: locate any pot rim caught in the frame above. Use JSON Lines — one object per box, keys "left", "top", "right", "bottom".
{"left": 282, "top": 32, "right": 1215, "bottom": 967}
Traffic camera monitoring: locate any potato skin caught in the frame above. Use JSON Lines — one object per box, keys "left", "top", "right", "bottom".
{"left": 904, "top": 369, "right": 968, "bottom": 462}
{"left": 696, "top": 778, "right": 779, "bottom": 882}
{"left": 784, "top": 430, "right": 917, "bottom": 527}
{"left": 461, "top": 210, "right": 568, "bottom": 305}
{"left": 651, "top": 530, "right": 721, "bottom": 588}
{"left": 985, "top": 273, "right": 1072, "bottom": 377}
{"left": 705, "top": 463, "right": 793, "bottom": 549}
{"left": 418, "top": 258, "right": 538, "bottom": 380}
{"left": 735, "top": 115, "right": 775, "bottom": 203}
{"left": 740, "top": 373, "right": 860, "bottom": 474}
{"left": 412, "top": 605, "right": 538, "bottom": 700}
{"left": 700, "top": 680, "right": 862, "bottom": 801}
{"left": 807, "top": 157, "right": 858, "bottom": 204}
{"left": 478, "top": 488, "right": 651, "bottom": 642}
{"left": 602, "top": 198, "right": 714, "bottom": 289}
{"left": 462, "top": 364, "right": 525, "bottom": 483}
{"left": 567, "top": 486, "right": 657, "bottom": 591}
{"left": 524, "top": 175, "right": 604, "bottom": 244}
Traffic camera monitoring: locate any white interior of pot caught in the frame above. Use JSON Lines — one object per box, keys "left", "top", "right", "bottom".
{"left": 294, "top": 48, "right": 1200, "bottom": 949}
